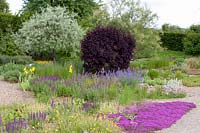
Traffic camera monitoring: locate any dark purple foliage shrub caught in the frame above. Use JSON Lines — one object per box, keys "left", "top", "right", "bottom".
{"left": 81, "top": 26, "right": 136, "bottom": 73}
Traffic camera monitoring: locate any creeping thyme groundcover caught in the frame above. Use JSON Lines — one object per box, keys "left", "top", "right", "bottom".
{"left": 108, "top": 101, "right": 196, "bottom": 133}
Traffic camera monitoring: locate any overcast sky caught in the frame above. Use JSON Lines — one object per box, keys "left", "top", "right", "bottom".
{"left": 7, "top": 0, "right": 200, "bottom": 28}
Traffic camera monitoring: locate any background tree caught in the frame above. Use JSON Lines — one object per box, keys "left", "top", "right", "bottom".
{"left": 14, "top": 6, "right": 84, "bottom": 62}
{"left": 21, "top": 0, "right": 99, "bottom": 29}
{"left": 0, "top": 0, "right": 9, "bottom": 13}
{"left": 189, "top": 24, "right": 200, "bottom": 33}
{"left": 104, "top": 0, "right": 161, "bottom": 58}
{"left": 0, "top": 0, "right": 23, "bottom": 56}
{"left": 162, "top": 23, "right": 185, "bottom": 33}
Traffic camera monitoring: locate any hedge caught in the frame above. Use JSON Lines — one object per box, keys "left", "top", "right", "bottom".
{"left": 183, "top": 33, "right": 200, "bottom": 55}
{"left": 160, "top": 32, "right": 186, "bottom": 51}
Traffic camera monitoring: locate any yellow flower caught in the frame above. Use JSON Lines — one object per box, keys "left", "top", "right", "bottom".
{"left": 23, "top": 67, "right": 27, "bottom": 72}
{"left": 30, "top": 67, "right": 36, "bottom": 73}
{"left": 24, "top": 70, "right": 28, "bottom": 75}
{"left": 69, "top": 65, "right": 73, "bottom": 74}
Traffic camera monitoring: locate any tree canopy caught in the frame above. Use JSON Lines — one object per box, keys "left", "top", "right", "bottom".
{"left": 0, "top": 0, "right": 9, "bottom": 13}
{"left": 14, "top": 6, "right": 84, "bottom": 62}
{"left": 21, "top": 0, "right": 99, "bottom": 23}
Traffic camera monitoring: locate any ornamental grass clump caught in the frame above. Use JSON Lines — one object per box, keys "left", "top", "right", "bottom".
{"left": 81, "top": 26, "right": 136, "bottom": 73}
{"left": 108, "top": 101, "right": 196, "bottom": 132}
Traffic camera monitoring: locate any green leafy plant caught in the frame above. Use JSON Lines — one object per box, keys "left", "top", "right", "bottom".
{"left": 0, "top": 63, "right": 25, "bottom": 82}
{"left": 0, "top": 55, "right": 33, "bottom": 65}
{"left": 147, "top": 88, "right": 186, "bottom": 99}
{"left": 147, "top": 69, "right": 160, "bottom": 79}
{"left": 130, "top": 57, "right": 170, "bottom": 69}
{"left": 35, "top": 63, "right": 74, "bottom": 79}
{"left": 0, "top": 33, "right": 22, "bottom": 56}
{"left": 145, "top": 78, "right": 166, "bottom": 86}
{"left": 183, "top": 76, "right": 200, "bottom": 87}
{"left": 3, "top": 70, "right": 20, "bottom": 82}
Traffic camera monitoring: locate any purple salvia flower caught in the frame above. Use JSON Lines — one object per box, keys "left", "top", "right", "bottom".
{"left": 51, "top": 99, "right": 55, "bottom": 109}
{"left": 0, "top": 116, "right": 2, "bottom": 126}
{"left": 28, "top": 112, "right": 47, "bottom": 122}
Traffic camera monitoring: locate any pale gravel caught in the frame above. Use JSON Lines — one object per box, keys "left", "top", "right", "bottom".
{"left": 0, "top": 80, "right": 35, "bottom": 106}
{"left": 156, "top": 86, "right": 200, "bottom": 133}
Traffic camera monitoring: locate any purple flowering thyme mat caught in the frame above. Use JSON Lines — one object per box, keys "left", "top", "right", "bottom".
{"left": 108, "top": 101, "right": 196, "bottom": 133}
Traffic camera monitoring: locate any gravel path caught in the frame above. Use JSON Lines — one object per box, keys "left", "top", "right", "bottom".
{"left": 0, "top": 80, "right": 35, "bottom": 106}
{"left": 157, "top": 86, "right": 200, "bottom": 133}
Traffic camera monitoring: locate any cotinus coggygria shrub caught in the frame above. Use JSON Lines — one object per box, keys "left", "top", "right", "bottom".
{"left": 81, "top": 26, "right": 136, "bottom": 73}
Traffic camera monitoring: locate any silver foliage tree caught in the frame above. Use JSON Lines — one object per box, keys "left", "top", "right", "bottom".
{"left": 14, "top": 6, "right": 84, "bottom": 62}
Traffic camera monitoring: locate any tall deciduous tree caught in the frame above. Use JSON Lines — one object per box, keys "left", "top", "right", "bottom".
{"left": 105, "top": 0, "right": 162, "bottom": 58}
{"left": 162, "top": 23, "right": 184, "bottom": 33}
{"left": 21, "top": 0, "right": 99, "bottom": 28}
{"left": 0, "top": 0, "right": 9, "bottom": 13}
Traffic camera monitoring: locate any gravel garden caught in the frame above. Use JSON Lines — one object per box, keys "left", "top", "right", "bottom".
{"left": 0, "top": 0, "right": 200, "bottom": 133}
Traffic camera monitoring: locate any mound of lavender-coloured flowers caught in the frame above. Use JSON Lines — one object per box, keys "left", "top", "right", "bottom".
{"left": 108, "top": 101, "right": 196, "bottom": 133}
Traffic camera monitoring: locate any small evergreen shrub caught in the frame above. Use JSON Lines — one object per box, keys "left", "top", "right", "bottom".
{"left": 183, "top": 33, "right": 200, "bottom": 55}
{"left": 160, "top": 32, "right": 186, "bottom": 51}
{"left": 81, "top": 26, "right": 136, "bottom": 73}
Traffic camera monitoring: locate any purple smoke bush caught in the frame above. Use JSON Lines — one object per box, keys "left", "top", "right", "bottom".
{"left": 108, "top": 101, "right": 196, "bottom": 133}
{"left": 81, "top": 26, "right": 136, "bottom": 73}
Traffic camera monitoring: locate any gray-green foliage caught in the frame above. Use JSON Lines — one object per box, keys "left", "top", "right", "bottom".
{"left": 107, "top": 0, "right": 162, "bottom": 58}
{"left": 14, "top": 6, "right": 84, "bottom": 60}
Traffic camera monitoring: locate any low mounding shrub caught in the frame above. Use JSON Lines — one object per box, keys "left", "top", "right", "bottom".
{"left": 3, "top": 70, "right": 20, "bottom": 82}
{"left": 81, "top": 26, "right": 136, "bottom": 73}
{"left": 160, "top": 32, "right": 186, "bottom": 51}
{"left": 0, "top": 63, "right": 24, "bottom": 83}
{"left": 0, "top": 63, "right": 24, "bottom": 75}
{"left": 0, "top": 55, "right": 33, "bottom": 65}
{"left": 147, "top": 69, "right": 160, "bottom": 80}
{"left": 183, "top": 33, "right": 200, "bottom": 55}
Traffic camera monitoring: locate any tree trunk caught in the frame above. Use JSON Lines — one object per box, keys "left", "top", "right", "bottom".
{"left": 53, "top": 49, "right": 56, "bottom": 64}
